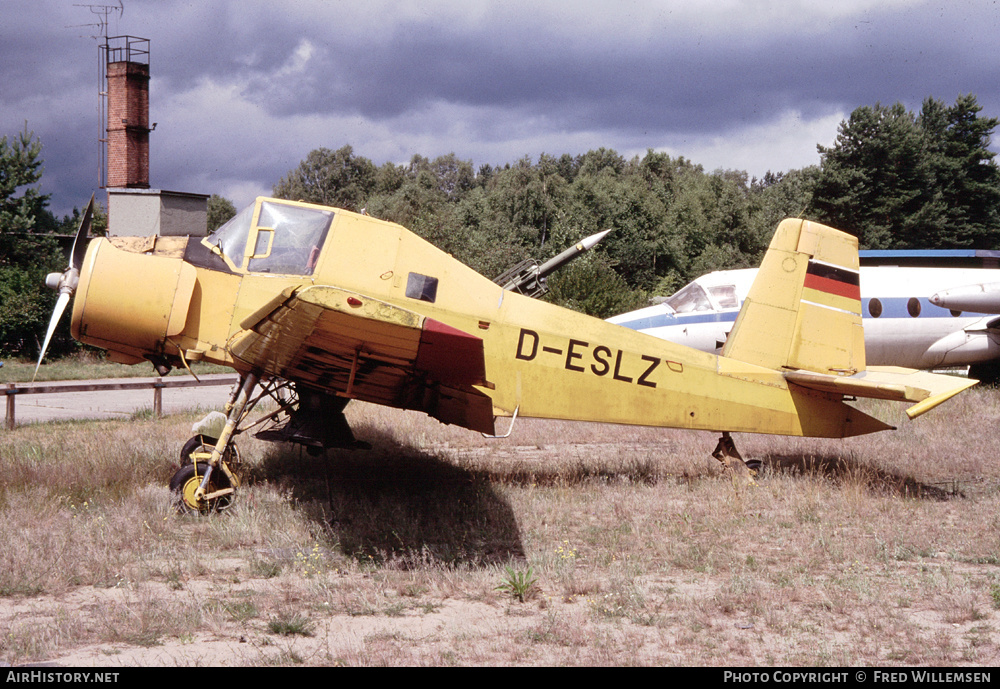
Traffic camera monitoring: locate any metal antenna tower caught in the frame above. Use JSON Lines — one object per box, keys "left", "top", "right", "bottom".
{"left": 73, "top": 2, "right": 125, "bottom": 189}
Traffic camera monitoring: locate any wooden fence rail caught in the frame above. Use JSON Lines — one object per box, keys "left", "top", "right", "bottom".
{"left": 3, "top": 375, "right": 239, "bottom": 429}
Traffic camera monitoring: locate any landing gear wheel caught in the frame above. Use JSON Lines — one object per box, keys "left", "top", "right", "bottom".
{"left": 169, "top": 462, "right": 233, "bottom": 514}
{"left": 180, "top": 435, "right": 216, "bottom": 465}
{"left": 179, "top": 435, "right": 242, "bottom": 473}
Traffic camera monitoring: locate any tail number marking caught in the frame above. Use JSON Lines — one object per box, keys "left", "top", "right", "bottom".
{"left": 516, "top": 329, "right": 665, "bottom": 388}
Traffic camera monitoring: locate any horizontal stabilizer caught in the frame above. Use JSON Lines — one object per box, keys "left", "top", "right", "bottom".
{"left": 784, "top": 367, "right": 977, "bottom": 419}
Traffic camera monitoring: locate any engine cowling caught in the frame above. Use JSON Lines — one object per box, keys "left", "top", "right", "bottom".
{"left": 71, "top": 238, "right": 196, "bottom": 362}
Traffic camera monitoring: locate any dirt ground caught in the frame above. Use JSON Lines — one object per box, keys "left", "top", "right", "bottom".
{"left": 2, "top": 399, "right": 999, "bottom": 667}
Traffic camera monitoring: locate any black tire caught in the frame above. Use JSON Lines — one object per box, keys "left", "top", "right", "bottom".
{"left": 169, "top": 462, "right": 233, "bottom": 514}
{"left": 179, "top": 435, "right": 242, "bottom": 478}
{"left": 179, "top": 435, "right": 218, "bottom": 465}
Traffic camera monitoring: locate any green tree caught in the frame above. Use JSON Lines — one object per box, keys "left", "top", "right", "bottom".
{"left": 0, "top": 128, "right": 65, "bottom": 358}
{"left": 917, "top": 94, "right": 1000, "bottom": 247}
{"left": 484, "top": 156, "right": 569, "bottom": 251}
{"left": 424, "top": 153, "right": 476, "bottom": 201}
{"left": 809, "top": 102, "right": 931, "bottom": 248}
{"left": 273, "top": 145, "right": 377, "bottom": 212}
{"left": 744, "top": 168, "right": 818, "bottom": 260}
{"left": 206, "top": 194, "right": 237, "bottom": 232}
{"left": 563, "top": 163, "right": 663, "bottom": 292}
{"left": 0, "top": 127, "right": 47, "bottom": 234}
{"left": 51, "top": 201, "right": 108, "bottom": 238}
{"left": 808, "top": 96, "right": 1000, "bottom": 249}
{"left": 544, "top": 253, "right": 647, "bottom": 318}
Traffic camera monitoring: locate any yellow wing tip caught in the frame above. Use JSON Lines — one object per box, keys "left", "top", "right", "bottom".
{"left": 904, "top": 377, "right": 978, "bottom": 419}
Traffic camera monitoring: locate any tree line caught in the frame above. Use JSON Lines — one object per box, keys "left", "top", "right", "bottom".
{"left": 3, "top": 94, "right": 999, "bottom": 358}
{"left": 268, "top": 95, "right": 1000, "bottom": 318}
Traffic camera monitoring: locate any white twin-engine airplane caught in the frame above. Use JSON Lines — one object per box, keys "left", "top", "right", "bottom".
{"left": 608, "top": 252, "right": 1000, "bottom": 383}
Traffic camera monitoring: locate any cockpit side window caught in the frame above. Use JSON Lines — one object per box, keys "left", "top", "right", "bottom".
{"left": 665, "top": 282, "right": 713, "bottom": 313}
{"left": 708, "top": 285, "right": 739, "bottom": 309}
{"left": 247, "top": 202, "right": 333, "bottom": 275}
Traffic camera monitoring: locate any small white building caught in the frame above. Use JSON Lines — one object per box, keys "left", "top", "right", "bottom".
{"left": 107, "top": 188, "right": 209, "bottom": 237}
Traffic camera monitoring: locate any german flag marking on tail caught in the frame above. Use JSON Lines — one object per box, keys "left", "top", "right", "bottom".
{"left": 801, "top": 259, "right": 861, "bottom": 314}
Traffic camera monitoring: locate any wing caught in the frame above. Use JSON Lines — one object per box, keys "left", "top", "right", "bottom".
{"left": 227, "top": 285, "right": 496, "bottom": 433}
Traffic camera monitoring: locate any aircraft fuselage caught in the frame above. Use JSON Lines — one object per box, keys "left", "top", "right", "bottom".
{"left": 68, "top": 199, "right": 896, "bottom": 440}
{"left": 608, "top": 267, "right": 1000, "bottom": 370}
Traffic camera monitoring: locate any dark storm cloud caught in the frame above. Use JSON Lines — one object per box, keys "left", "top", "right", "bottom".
{"left": 230, "top": 1, "right": 1000, "bottom": 139}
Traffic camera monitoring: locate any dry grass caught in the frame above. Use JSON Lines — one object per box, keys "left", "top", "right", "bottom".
{"left": 0, "top": 389, "right": 998, "bottom": 666}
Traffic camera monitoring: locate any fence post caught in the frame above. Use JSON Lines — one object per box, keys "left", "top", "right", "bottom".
{"left": 153, "top": 378, "right": 163, "bottom": 418}
{"left": 5, "top": 384, "right": 14, "bottom": 430}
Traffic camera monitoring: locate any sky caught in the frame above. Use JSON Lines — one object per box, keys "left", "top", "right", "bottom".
{"left": 3, "top": 0, "right": 1000, "bottom": 218}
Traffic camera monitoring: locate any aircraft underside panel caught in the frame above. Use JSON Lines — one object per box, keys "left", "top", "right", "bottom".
{"left": 228, "top": 285, "right": 495, "bottom": 434}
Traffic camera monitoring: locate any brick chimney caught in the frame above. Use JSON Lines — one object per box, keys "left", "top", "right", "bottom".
{"left": 105, "top": 38, "right": 150, "bottom": 189}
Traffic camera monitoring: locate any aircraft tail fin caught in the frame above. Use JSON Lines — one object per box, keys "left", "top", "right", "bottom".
{"left": 722, "top": 218, "right": 864, "bottom": 374}
{"left": 723, "top": 218, "right": 976, "bottom": 418}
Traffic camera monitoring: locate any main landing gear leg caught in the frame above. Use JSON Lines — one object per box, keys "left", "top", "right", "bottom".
{"left": 711, "top": 432, "right": 760, "bottom": 479}
{"left": 170, "top": 372, "right": 259, "bottom": 513}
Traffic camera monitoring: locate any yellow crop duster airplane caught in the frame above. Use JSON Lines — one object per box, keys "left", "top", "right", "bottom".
{"left": 38, "top": 196, "right": 975, "bottom": 512}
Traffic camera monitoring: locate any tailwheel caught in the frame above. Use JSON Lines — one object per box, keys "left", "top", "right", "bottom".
{"left": 711, "top": 432, "right": 758, "bottom": 481}
{"left": 169, "top": 462, "right": 234, "bottom": 514}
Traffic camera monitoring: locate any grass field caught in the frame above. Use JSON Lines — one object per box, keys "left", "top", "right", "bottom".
{"left": 0, "top": 384, "right": 998, "bottom": 666}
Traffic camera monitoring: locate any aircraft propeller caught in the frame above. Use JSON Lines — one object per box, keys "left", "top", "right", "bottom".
{"left": 33, "top": 194, "right": 94, "bottom": 381}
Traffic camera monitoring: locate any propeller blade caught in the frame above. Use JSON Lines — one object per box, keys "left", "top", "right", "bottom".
{"left": 33, "top": 194, "right": 94, "bottom": 381}
{"left": 69, "top": 194, "right": 94, "bottom": 271}
{"left": 33, "top": 291, "right": 71, "bottom": 382}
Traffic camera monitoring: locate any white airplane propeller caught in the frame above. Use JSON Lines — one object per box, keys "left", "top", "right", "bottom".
{"left": 33, "top": 194, "right": 94, "bottom": 381}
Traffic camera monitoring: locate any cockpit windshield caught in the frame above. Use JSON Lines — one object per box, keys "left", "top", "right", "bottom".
{"left": 206, "top": 203, "right": 255, "bottom": 265}
{"left": 708, "top": 284, "right": 739, "bottom": 309}
{"left": 204, "top": 200, "right": 334, "bottom": 275}
{"left": 248, "top": 202, "right": 333, "bottom": 275}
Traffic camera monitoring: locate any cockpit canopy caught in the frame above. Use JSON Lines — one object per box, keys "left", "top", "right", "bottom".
{"left": 661, "top": 280, "right": 740, "bottom": 314}
{"left": 204, "top": 198, "right": 333, "bottom": 275}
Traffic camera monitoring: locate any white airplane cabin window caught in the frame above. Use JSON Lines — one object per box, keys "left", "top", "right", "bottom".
{"left": 708, "top": 284, "right": 739, "bottom": 309}
{"left": 666, "top": 282, "right": 712, "bottom": 313}
{"left": 247, "top": 202, "right": 333, "bottom": 275}
{"left": 868, "top": 298, "right": 883, "bottom": 318}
